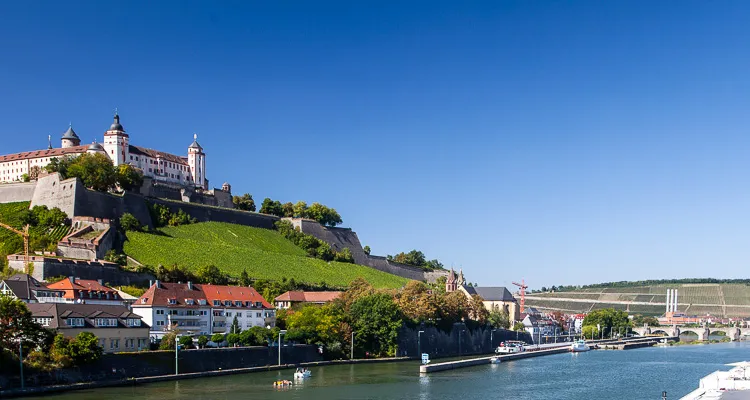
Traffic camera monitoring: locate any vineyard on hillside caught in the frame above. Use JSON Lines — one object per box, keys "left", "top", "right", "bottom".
{"left": 123, "top": 221, "right": 409, "bottom": 289}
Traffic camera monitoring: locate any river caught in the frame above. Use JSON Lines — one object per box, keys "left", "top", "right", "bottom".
{"left": 26, "top": 342, "right": 750, "bottom": 400}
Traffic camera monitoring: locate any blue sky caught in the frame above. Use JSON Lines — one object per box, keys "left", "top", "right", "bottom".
{"left": 2, "top": 1, "right": 750, "bottom": 288}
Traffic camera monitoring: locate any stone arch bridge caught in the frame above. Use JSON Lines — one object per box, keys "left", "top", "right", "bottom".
{"left": 632, "top": 325, "right": 747, "bottom": 341}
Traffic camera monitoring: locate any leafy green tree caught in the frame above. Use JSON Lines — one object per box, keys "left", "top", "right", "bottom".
{"left": 582, "top": 308, "right": 631, "bottom": 337}
{"left": 159, "top": 331, "right": 178, "bottom": 350}
{"left": 168, "top": 209, "right": 196, "bottom": 226}
{"left": 239, "top": 326, "right": 270, "bottom": 346}
{"left": 116, "top": 164, "right": 144, "bottom": 191}
{"left": 316, "top": 242, "right": 335, "bottom": 261}
{"left": 104, "top": 249, "right": 127, "bottom": 266}
{"left": 66, "top": 153, "right": 118, "bottom": 191}
{"left": 293, "top": 201, "right": 308, "bottom": 218}
{"left": 334, "top": 247, "right": 354, "bottom": 263}
{"left": 469, "top": 295, "right": 489, "bottom": 324}
{"left": 197, "top": 335, "right": 209, "bottom": 348}
{"left": 120, "top": 213, "right": 141, "bottom": 232}
{"left": 306, "top": 202, "right": 343, "bottom": 226}
{"left": 282, "top": 202, "right": 295, "bottom": 217}
{"left": 232, "top": 193, "right": 256, "bottom": 212}
{"left": 395, "top": 281, "right": 438, "bottom": 323}
{"left": 0, "top": 296, "right": 51, "bottom": 357}
{"left": 230, "top": 315, "right": 241, "bottom": 334}
{"left": 489, "top": 309, "right": 511, "bottom": 329}
{"left": 632, "top": 314, "right": 660, "bottom": 327}
{"left": 149, "top": 204, "right": 172, "bottom": 227}
{"left": 211, "top": 333, "right": 225, "bottom": 344}
{"left": 226, "top": 333, "right": 240, "bottom": 346}
{"left": 259, "top": 198, "right": 284, "bottom": 217}
{"left": 239, "top": 268, "right": 251, "bottom": 287}
{"left": 512, "top": 322, "right": 525, "bottom": 331}
{"left": 350, "top": 293, "right": 402, "bottom": 357}
{"left": 68, "top": 332, "right": 103, "bottom": 362}
{"left": 178, "top": 335, "right": 194, "bottom": 349}
{"left": 363, "top": 245, "right": 371, "bottom": 255}
{"left": 196, "top": 264, "right": 229, "bottom": 285}
{"left": 45, "top": 156, "right": 74, "bottom": 177}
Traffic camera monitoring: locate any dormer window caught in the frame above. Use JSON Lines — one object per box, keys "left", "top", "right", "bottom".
{"left": 213, "top": 300, "right": 220, "bottom": 306}
{"left": 141, "top": 298, "right": 148, "bottom": 304}
{"left": 168, "top": 298, "right": 177, "bottom": 305}
{"left": 223, "top": 300, "right": 231, "bottom": 306}
{"left": 234, "top": 301, "right": 242, "bottom": 307}
{"left": 185, "top": 299, "right": 195, "bottom": 305}
{"left": 255, "top": 302, "right": 262, "bottom": 308}
{"left": 198, "top": 299, "right": 207, "bottom": 305}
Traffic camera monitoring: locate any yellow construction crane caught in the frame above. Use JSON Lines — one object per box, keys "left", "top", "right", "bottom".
{"left": 0, "top": 222, "right": 30, "bottom": 272}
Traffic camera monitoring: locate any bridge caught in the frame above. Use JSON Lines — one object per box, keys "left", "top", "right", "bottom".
{"left": 631, "top": 324, "right": 748, "bottom": 341}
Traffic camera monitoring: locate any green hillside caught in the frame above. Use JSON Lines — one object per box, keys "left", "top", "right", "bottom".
{"left": 524, "top": 283, "right": 750, "bottom": 318}
{"left": 123, "top": 221, "right": 409, "bottom": 289}
{"left": 0, "top": 202, "right": 31, "bottom": 255}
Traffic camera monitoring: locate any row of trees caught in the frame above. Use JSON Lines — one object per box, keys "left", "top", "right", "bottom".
{"left": 44, "top": 154, "right": 143, "bottom": 192}
{"left": 257, "top": 198, "right": 343, "bottom": 227}
{"left": 0, "top": 296, "right": 102, "bottom": 374}
{"left": 275, "top": 220, "right": 354, "bottom": 263}
{"left": 386, "top": 250, "right": 444, "bottom": 271}
{"left": 277, "top": 279, "right": 510, "bottom": 359}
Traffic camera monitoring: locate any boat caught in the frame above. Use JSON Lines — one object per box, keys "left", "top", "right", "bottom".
{"left": 570, "top": 340, "right": 590, "bottom": 352}
{"left": 496, "top": 341, "right": 525, "bottom": 354}
{"left": 490, "top": 356, "right": 502, "bottom": 364}
{"left": 681, "top": 361, "right": 750, "bottom": 399}
{"left": 294, "top": 368, "right": 311, "bottom": 379}
{"left": 273, "top": 380, "right": 293, "bottom": 387}
{"left": 656, "top": 338, "right": 670, "bottom": 347}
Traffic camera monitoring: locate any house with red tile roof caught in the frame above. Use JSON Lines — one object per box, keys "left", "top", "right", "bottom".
{"left": 44, "top": 277, "right": 125, "bottom": 305}
{"left": 274, "top": 291, "right": 343, "bottom": 309}
{"left": 132, "top": 280, "right": 275, "bottom": 339}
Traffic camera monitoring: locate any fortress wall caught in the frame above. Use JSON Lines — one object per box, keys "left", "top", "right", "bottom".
{"left": 8, "top": 255, "right": 154, "bottom": 286}
{"left": 147, "top": 197, "right": 279, "bottom": 229}
{"left": 0, "top": 182, "right": 36, "bottom": 203}
{"left": 30, "top": 174, "right": 79, "bottom": 216}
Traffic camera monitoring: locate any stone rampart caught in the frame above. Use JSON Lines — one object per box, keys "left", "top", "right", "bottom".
{"left": 7, "top": 255, "right": 153, "bottom": 286}
{"left": 57, "top": 218, "right": 116, "bottom": 260}
{"left": 0, "top": 182, "right": 36, "bottom": 203}
{"left": 398, "top": 324, "right": 533, "bottom": 359}
{"left": 147, "top": 198, "right": 278, "bottom": 229}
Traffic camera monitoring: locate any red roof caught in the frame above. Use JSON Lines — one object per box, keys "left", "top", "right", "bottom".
{"left": 45, "top": 278, "right": 119, "bottom": 300}
{"left": 133, "top": 282, "right": 271, "bottom": 308}
{"left": 0, "top": 146, "right": 88, "bottom": 163}
{"left": 201, "top": 284, "right": 272, "bottom": 308}
{"left": 274, "top": 291, "right": 342, "bottom": 303}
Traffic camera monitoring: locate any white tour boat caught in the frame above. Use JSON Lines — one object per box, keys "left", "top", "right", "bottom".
{"left": 496, "top": 341, "right": 525, "bottom": 354}
{"left": 570, "top": 340, "right": 590, "bottom": 352}
{"left": 490, "top": 356, "right": 502, "bottom": 364}
{"left": 294, "top": 368, "right": 312, "bottom": 379}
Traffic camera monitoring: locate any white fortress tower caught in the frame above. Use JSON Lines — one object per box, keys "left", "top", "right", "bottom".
{"left": 102, "top": 111, "right": 129, "bottom": 166}
{"left": 188, "top": 134, "right": 206, "bottom": 189}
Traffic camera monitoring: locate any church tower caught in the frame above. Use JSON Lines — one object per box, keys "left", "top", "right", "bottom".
{"left": 188, "top": 134, "right": 206, "bottom": 189}
{"left": 61, "top": 124, "right": 81, "bottom": 148}
{"left": 102, "top": 111, "right": 129, "bottom": 166}
{"left": 446, "top": 268, "right": 458, "bottom": 293}
{"left": 457, "top": 268, "right": 466, "bottom": 287}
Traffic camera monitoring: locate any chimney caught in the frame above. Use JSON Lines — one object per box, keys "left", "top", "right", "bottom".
{"left": 97, "top": 279, "right": 103, "bottom": 285}
{"left": 187, "top": 281, "right": 193, "bottom": 290}
{"left": 149, "top": 280, "right": 154, "bottom": 287}
{"left": 674, "top": 290, "right": 678, "bottom": 313}
{"left": 69, "top": 276, "right": 75, "bottom": 285}
{"left": 154, "top": 280, "right": 160, "bottom": 289}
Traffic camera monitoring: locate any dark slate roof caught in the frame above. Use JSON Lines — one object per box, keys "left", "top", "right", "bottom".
{"left": 62, "top": 125, "right": 80, "bottom": 140}
{"left": 25, "top": 303, "right": 148, "bottom": 329}
{"left": 129, "top": 145, "right": 189, "bottom": 165}
{"left": 108, "top": 113, "right": 125, "bottom": 132}
{"left": 188, "top": 139, "right": 202, "bottom": 150}
{"left": 463, "top": 286, "right": 515, "bottom": 302}
{"left": 2, "top": 274, "right": 47, "bottom": 301}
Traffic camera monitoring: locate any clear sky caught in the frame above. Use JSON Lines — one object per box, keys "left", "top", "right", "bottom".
{"left": 2, "top": 1, "right": 749, "bottom": 289}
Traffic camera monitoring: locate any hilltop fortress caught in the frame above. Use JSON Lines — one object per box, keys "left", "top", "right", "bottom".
{"left": 0, "top": 112, "right": 446, "bottom": 284}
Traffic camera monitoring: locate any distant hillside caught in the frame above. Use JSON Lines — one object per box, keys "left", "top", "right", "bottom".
{"left": 523, "top": 283, "right": 750, "bottom": 318}
{"left": 123, "top": 221, "right": 409, "bottom": 289}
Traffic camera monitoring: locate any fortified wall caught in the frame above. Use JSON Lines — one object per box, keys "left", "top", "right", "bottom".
{"left": 284, "top": 218, "right": 449, "bottom": 283}
{"left": 7, "top": 255, "right": 153, "bottom": 286}
{"left": 397, "top": 324, "right": 533, "bottom": 359}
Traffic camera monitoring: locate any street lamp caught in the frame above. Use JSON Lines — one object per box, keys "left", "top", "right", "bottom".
{"left": 17, "top": 338, "right": 24, "bottom": 390}
{"left": 418, "top": 330, "right": 425, "bottom": 359}
{"left": 490, "top": 329, "right": 497, "bottom": 351}
{"left": 351, "top": 331, "right": 356, "bottom": 360}
{"left": 458, "top": 330, "right": 464, "bottom": 357}
{"left": 174, "top": 334, "right": 180, "bottom": 375}
{"left": 278, "top": 330, "right": 287, "bottom": 366}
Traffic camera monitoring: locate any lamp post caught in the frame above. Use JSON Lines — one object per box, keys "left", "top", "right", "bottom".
{"left": 278, "top": 330, "right": 287, "bottom": 366}
{"left": 174, "top": 334, "right": 180, "bottom": 375}
{"left": 351, "top": 331, "right": 356, "bottom": 360}
{"left": 418, "top": 330, "right": 425, "bottom": 359}
{"left": 458, "top": 330, "right": 463, "bottom": 357}
{"left": 490, "top": 329, "right": 496, "bottom": 351}
{"left": 18, "top": 339, "right": 24, "bottom": 390}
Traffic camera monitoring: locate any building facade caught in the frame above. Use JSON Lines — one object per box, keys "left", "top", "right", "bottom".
{"left": 43, "top": 277, "right": 125, "bottom": 305}
{"left": 274, "top": 291, "right": 343, "bottom": 310}
{"left": 0, "top": 113, "right": 208, "bottom": 189}
{"left": 25, "top": 303, "right": 150, "bottom": 353}
{"left": 132, "top": 281, "right": 275, "bottom": 339}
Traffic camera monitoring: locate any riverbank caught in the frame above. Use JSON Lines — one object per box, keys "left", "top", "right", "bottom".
{"left": 0, "top": 357, "right": 410, "bottom": 399}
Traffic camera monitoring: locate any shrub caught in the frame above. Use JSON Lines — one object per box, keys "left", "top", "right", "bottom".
{"left": 334, "top": 248, "right": 354, "bottom": 263}
{"left": 178, "top": 335, "right": 194, "bottom": 349}
{"left": 197, "top": 335, "right": 209, "bottom": 348}
{"left": 105, "top": 250, "right": 127, "bottom": 266}
{"left": 120, "top": 213, "right": 141, "bottom": 232}
{"left": 211, "top": 333, "right": 225, "bottom": 344}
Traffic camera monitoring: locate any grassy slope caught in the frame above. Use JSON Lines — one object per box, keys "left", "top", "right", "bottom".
{"left": 0, "top": 202, "right": 30, "bottom": 254}
{"left": 123, "top": 221, "right": 409, "bottom": 289}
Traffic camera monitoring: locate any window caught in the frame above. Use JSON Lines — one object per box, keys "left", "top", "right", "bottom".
{"left": 213, "top": 300, "right": 220, "bottom": 306}
{"left": 156, "top": 309, "right": 165, "bottom": 315}
{"left": 185, "top": 299, "right": 195, "bottom": 305}
{"left": 33, "top": 317, "right": 52, "bottom": 326}
{"left": 255, "top": 302, "right": 262, "bottom": 308}
{"left": 246, "top": 312, "right": 252, "bottom": 318}
{"left": 226, "top": 312, "right": 232, "bottom": 317}
{"left": 65, "top": 318, "right": 85, "bottom": 327}
{"left": 111, "top": 339, "right": 119, "bottom": 350}
{"left": 126, "top": 319, "right": 141, "bottom": 327}
{"left": 168, "top": 298, "right": 177, "bottom": 305}
{"left": 96, "top": 318, "right": 118, "bottom": 327}
{"left": 224, "top": 300, "right": 231, "bottom": 306}
{"left": 169, "top": 310, "right": 178, "bottom": 315}
{"left": 256, "top": 312, "right": 261, "bottom": 318}
{"left": 234, "top": 301, "right": 242, "bottom": 307}
{"left": 99, "top": 338, "right": 106, "bottom": 348}
{"left": 156, "top": 321, "right": 165, "bottom": 326}
{"left": 141, "top": 298, "right": 148, "bottom": 304}
{"left": 198, "top": 299, "right": 207, "bottom": 305}
{"left": 200, "top": 310, "right": 208, "bottom": 316}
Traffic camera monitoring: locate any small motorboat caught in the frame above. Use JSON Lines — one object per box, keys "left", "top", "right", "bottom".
{"left": 273, "top": 380, "right": 293, "bottom": 387}
{"left": 490, "top": 356, "right": 502, "bottom": 364}
{"left": 570, "top": 340, "right": 590, "bottom": 352}
{"left": 294, "top": 368, "right": 311, "bottom": 379}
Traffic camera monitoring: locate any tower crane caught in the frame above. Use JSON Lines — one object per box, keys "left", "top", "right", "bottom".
{"left": 0, "top": 222, "right": 30, "bottom": 272}
{"left": 512, "top": 279, "right": 528, "bottom": 313}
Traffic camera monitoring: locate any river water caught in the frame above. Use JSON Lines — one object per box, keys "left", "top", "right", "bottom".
{"left": 28, "top": 342, "right": 750, "bottom": 400}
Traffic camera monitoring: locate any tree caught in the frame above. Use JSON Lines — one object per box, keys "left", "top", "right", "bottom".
{"left": 489, "top": 309, "right": 510, "bottom": 329}
{"left": 350, "top": 293, "right": 403, "bottom": 357}
{"left": 316, "top": 242, "right": 335, "bottom": 261}
{"left": 363, "top": 245, "right": 371, "bottom": 255}
{"left": 179, "top": 335, "right": 194, "bottom": 349}
{"left": 230, "top": 315, "right": 241, "bottom": 334}
{"left": 45, "top": 156, "right": 74, "bottom": 177}
{"left": 120, "top": 213, "right": 142, "bottom": 232}
{"left": 66, "top": 153, "right": 118, "bottom": 192}
{"left": 28, "top": 166, "right": 41, "bottom": 181}
{"left": 0, "top": 296, "right": 51, "bottom": 357}
{"left": 334, "top": 247, "right": 354, "bottom": 263}
{"left": 395, "top": 281, "right": 437, "bottom": 323}
{"left": 210, "top": 333, "right": 225, "bottom": 344}
{"left": 226, "top": 333, "right": 240, "bottom": 347}
{"left": 582, "top": 308, "right": 631, "bottom": 337}
{"left": 159, "top": 331, "right": 178, "bottom": 350}
{"left": 196, "top": 264, "right": 229, "bottom": 285}
{"left": 239, "top": 268, "right": 251, "bottom": 287}
{"left": 632, "top": 314, "right": 660, "bottom": 327}
{"left": 104, "top": 249, "right": 127, "bottom": 266}
{"left": 259, "top": 198, "right": 284, "bottom": 217}
{"left": 469, "top": 295, "right": 489, "bottom": 324}
{"left": 512, "top": 322, "right": 525, "bottom": 331}
{"left": 293, "top": 201, "right": 308, "bottom": 218}
{"left": 305, "top": 203, "right": 343, "bottom": 227}
{"left": 197, "top": 335, "right": 209, "bottom": 348}
{"left": 233, "top": 193, "right": 256, "bottom": 212}
{"left": 68, "top": 332, "right": 103, "bottom": 363}
{"left": 116, "top": 164, "right": 144, "bottom": 191}
{"left": 282, "top": 202, "right": 295, "bottom": 218}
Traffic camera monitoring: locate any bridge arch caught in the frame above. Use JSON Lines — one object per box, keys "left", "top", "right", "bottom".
{"left": 651, "top": 330, "right": 669, "bottom": 336}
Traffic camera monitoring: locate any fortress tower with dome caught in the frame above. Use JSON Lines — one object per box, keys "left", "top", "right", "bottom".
{"left": 1, "top": 112, "right": 209, "bottom": 190}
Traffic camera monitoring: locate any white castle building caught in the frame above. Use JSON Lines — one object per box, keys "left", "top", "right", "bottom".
{"left": 0, "top": 112, "right": 208, "bottom": 189}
